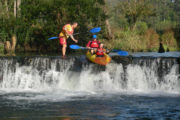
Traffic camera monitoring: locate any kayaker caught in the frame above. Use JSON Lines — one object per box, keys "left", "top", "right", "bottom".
{"left": 59, "top": 22, "right": 78, "bottom": 57}
{"left": 96, "top": 43, "right": 108, "bottom": 57}
{"left": 86, "top": 35, "right": 101, "bottom": 54}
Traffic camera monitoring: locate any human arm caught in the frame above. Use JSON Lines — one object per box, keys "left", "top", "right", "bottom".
{"left": 63, "top": 24, "right": 78, "bottom": 43}
{"left": 98, "top": 41, "right": 101, "bottom": 44}
{"left": 70, "top": 35, "right": 78, "bottom": 43}
{"left": 103, "top": 48, "right": 110, "bottom": 54}
{"left": 105, "top": 49, "right": 110, "bottom": 54}
{"left": 86, "top": 41, "right": 91, "bottom": 49}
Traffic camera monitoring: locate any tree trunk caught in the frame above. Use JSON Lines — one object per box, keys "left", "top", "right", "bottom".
{"left": 4, "top": 34, "right": 17, "bottom": 55}
{"left": 5, "top": 0, "right": 9, "bottom": 12}
{"left": 57, "top": 12, "right": 62, "bottom": 28}
{"left": 17, "top": 0, "right": 21, "bottom": 17}
{"left": 105, "top": 19, "right": 114, "bottom": 40}
{"left": 103, "top": 0, "right": 114, "bottom": 40}
{"left": 4, "top": 0, "right": 9, "bottom": 18}
{"left": 14, "top": 0, "right": 17, "bottom": 17}
{"left": 11, "top": 34, "right": 17, "bottom": 52}
{"left": 4, "top": 41, "right": 11, "bottom": 53}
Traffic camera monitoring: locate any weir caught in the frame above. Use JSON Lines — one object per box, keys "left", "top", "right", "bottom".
{"left": 0, "top": 55, "right": 179, "bottom": 94}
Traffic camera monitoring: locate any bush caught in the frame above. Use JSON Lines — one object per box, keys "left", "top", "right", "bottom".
{"left": 161, "top": 30, "right": 177, "bottom": 48}
{"left": 135, "top": 21, "right": 148, "bottom": 35}
{"left": 102, "top": 30, "right": 146, "bottom": 51}
{"left": 0, "top": 42, "right": 4, "bottom": 54}
{"left": 144, "top": 28, "right": 159, "bottom": 49}
{"left": 156, "top": 20, "right": 176, "bottom": 31}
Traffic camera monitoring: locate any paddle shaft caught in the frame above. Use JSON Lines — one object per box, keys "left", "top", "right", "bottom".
{"left": 49, "top": 27, "right": 100, "bottom": 40}
{"left": 48, "top": 31, "right": 89, "bottom": 40}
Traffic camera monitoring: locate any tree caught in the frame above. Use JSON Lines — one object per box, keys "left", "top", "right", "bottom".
{"left": 0, "top": 0, "right": 19, "bottom": 54}
{"left": 173, "top": 0, "right": 180, "bottom": 47}
{"left": 144, "top": 0, "right": 177, "bottom": 32}
{"left": 103, "top": 0, "right": 114, "bottom": 39}
{"left": 15, "top": 0, "right": 106, "bottom": 52}
{"left": 115, "top": 0, "right": 154, "bottom": 29}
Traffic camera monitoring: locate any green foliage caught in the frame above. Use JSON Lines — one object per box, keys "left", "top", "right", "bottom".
{"left": 0, "top": 0, "right": 179, "bottom": 53}
{"left": 135, "top": 21, "right": 148, "bottom": 35}
{"left": 143, "top": 0, "right": 177, "bottom": 31}
{"left": 0, "top": 0, "right": 107, "bottom": 52}
{"left": 114, "top": 0, "right": 154, "bottom": 28}
{"left": 106, "top": 0, "right": 179, "bottom": 51}
{"left": 144, "top": 28, "right": 159, "bottom": 49}
{"left": 161, "top": 30, "right": 177, "bottom": 47}
{"left": 104, "top": 30, "right": 147, "bottom": 51}
{"left": 156, "top": 20, "right": 176, "bottom": 31}
{"left": 0, "top": 43, "right": 4, "bottom": 54}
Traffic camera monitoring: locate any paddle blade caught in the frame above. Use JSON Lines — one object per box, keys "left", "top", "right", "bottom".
{"left": 90, "top": 27, "right": 101, "bottom": 33}
{"left": 112, "top": 49, "right": 122, "bottom": 52}
{"left": 117, "top": 51, "right": 128, "bottom": 56}
{"left": 48, "top": 37, "right": 59, "bottom": 40}
{"left": 69, "top": 45, "right": 81, "bottom": 49}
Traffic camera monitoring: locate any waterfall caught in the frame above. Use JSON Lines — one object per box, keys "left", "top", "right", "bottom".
{"left": 0, "top": 56, "right": 179, "bottom": 94}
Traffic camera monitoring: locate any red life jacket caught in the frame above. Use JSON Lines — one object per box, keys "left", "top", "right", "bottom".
{"left": 89, "top": 40, "right": 100, "bottom": 48}
{"left": 96, "top": 48, "right": 104, "bottom": 56}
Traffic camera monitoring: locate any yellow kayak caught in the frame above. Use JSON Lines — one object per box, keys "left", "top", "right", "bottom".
{"left": 86, "top": 51, "right": 111, "bottom": 65}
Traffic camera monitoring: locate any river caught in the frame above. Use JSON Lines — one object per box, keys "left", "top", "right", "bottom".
{"left": 0, "top": 52, "right": 179, "bottom": 120}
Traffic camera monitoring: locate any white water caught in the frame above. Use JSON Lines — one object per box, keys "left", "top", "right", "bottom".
{"left": 0, "top": 57, "right": 179, "bottom": 101}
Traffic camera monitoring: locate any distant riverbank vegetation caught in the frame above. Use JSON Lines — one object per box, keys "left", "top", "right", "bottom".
{"left": 0, "top": 0, "right": 179, "bottom": 55}
{"left": 106, "top": 0, "right": 179, "bottom": 52}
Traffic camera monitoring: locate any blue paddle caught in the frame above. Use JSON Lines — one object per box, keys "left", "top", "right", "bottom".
{"left": 69, "top": 45, "right": 87, "bottom": 50}
{"left": 69, "top": 45, "right": 128, "bottom": 56}
{"left": 117, "top": 51, "right": 128, "bottom": 56}
{"left": 48, "top": 27, "right": 101, "bottom": 40}
{"left": 90, "top": 27, "right": 101, "bottom": 33}
{"left": 48, "top": 37, "right": 59, "bottom": 40}
{"left": 69, "top": 45, "right": 97, "bottom": 50}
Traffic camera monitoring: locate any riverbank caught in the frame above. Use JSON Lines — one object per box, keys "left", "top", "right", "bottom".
{"left": 0, "top": 46, "right": 179, "bottom": 57}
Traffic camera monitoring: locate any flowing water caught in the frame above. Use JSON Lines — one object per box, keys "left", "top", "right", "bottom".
{"left": 0, "top": 52, "right": 180, "bottom": 120}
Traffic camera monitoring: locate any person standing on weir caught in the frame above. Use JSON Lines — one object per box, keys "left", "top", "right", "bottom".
{"left": 59, "top": 22, "right": 78, "bottom": 58}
